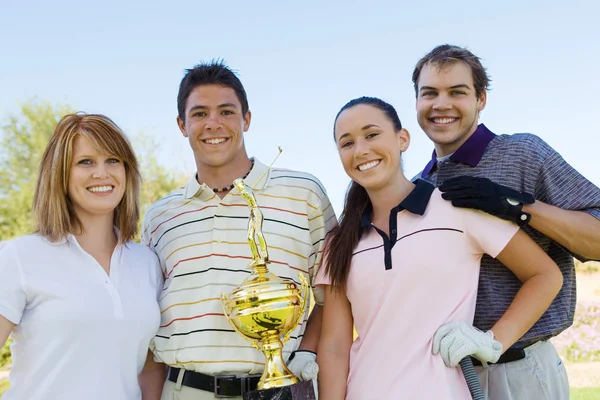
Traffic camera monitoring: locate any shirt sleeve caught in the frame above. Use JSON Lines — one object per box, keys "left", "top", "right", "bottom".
{"left": 0, "top": 241, "right": 27, "bottom": 325}
{"left": 152, "top": 253, "right": 164, "bottom": 302}
{"left": 313, "top": 248, "right": 332, "bottom": 287}
{"left": 148, "top": 252, "right": 164, "bottom": 356}
{"left": 531, "top": 136, "right": 600, "bottom": 221}
{"left": 140, "top": 211, "right": 153, "bottom": 248}
{"left": 141, "top": 212, "right": 163, "bottom": 290}
{"left": 462, "top": 208, "right": 520, "bottom": 259}
{"left": 307, "top": 191, "right": 337, "bottom": 306}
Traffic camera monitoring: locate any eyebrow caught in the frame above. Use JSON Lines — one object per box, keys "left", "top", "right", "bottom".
{"left": 188, "top": 103, "right": 237, "bottom": 113}
{"left": 419, "top": 84, "right": 471, "bottom": 92}
{"left": 73, "top": 152, "right": 114, "bottom": 160}
{"left": 361, "top": 124, "right": 380, "bottom": 131}
{"left": 337, "top": 124, "right": 381, "bottom": 142}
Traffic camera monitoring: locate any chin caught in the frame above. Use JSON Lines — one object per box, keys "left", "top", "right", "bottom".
{"left": 202, "top": 155, "right": 233, "bottom": 168}
{"left": 352, "top": 178, "right": 380, "bottom": 193}
{"left": 87, "top": 202, "right": 120, "bottom": 214}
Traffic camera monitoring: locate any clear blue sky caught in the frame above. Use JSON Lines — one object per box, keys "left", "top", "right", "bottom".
{"left": 1, "top": 0, "right": 598, "bottom": 214}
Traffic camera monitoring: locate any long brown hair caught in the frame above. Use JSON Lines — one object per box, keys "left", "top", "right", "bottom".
{"left": 324, "top": 97, "right": 402, "bottom": 290}
{"left": 33, "top": 113, "right": 141, "bottom": 244}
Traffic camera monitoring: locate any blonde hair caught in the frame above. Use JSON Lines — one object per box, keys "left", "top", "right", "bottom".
{"left": 33, "top": 113, "right": 141, "bottom": 243}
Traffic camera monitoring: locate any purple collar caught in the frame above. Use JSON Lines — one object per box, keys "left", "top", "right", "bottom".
{"left": 421, "top": 124, "right": 496, "bottom": 178}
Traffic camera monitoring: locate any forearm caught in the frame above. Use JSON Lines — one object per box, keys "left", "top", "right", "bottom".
{"left": 316, "top": 285, "right": 353, "bottom": 398}
{"left": 490, "top": 272, "right": 562, "bottom": 350}
{"left": 139, "top": 352, "right": 167, "bottom": 400}
{"left": 297, "top": 304, "right": 323, "bottom": 352}
{"left": 524, "top": 200, "right": 600, "bottom": 259}
{"left": 317, "top": 350, "right": 349, "bottom": 400}
{"left": 0, "top": 315, "right": 15, "bottom": 345}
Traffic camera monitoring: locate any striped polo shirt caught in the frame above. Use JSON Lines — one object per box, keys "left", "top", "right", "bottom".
{"left": 419, "top": 124, "right": 600, "bottom": 345}
{"left": 141, "top": 159, "right": 337, "bottom": 374}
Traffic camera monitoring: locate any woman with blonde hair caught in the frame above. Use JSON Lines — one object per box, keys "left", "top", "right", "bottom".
{"left": 0, "top": 113, "right": 165, "bottom": 399}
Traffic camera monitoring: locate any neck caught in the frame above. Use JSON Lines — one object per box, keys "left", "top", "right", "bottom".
{"left": 368, "top": 174, "right": 415, "bottom": 223}
{"left": 435, "top": 121, "right": 480, "bottom": 157}
{"left": 74, "top": 212, "right": 118, "bottom": 249}
{"left": 196, "top": 153, "right": 252, "bottom": 192}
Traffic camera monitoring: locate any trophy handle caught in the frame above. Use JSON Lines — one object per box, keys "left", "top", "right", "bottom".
{"left": 221, "top": 293, "right": 259, "bottom": 350}
{"left": 283, "top": 273, "right": 309, "bottom": 345}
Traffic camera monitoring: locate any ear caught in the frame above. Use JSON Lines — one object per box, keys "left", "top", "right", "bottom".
{"left": 477, "top": 89, "right": 487, "bottom": 112}
{"left": 243, "top": 110, "right": 252, "bottom": 132}
{"left": 397, "top": 128, "right": 411, "bottom": 152}
{"left": 177, "top": 116, "right": 188, "bottom": 138}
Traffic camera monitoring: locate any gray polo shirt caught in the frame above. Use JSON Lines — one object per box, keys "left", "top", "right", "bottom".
{"left": 419, "top": 124, "right": 600, "bottom": 346}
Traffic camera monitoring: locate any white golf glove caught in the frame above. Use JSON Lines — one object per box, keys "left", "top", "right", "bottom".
{"left": 287, "top": 350, "right": 319, "bottom": 398}
{"left": 432, "top": 321, "right": 502, "bottom": 367}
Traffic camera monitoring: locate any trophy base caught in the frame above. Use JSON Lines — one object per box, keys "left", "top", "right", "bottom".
{"left": 243, "top": 380, "right": 316, "bottom": 400}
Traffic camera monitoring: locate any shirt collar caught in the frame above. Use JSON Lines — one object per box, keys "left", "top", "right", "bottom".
{"left": 421, "top": 124, "right": 496, "bottom": 177}
{"left": 43, "top": 233, "right": 74, "bottom": 246}
{"left": 359, "top": 179, "right": 435, "bottom": 228}
{"left": 183, "top": 158, "right": 270, "bottom": 199}
{"left": 43, "top": 227, "right": 123, "bottom": 247}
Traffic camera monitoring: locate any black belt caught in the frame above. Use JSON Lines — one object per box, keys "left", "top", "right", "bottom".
{"left": 168, "top": 367, "right": 260, "bottom": 397}
{"left": 471, "top": 343, "right": 534, "bottom": 366}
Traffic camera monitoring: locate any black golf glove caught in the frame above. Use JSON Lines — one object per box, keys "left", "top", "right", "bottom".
{"left": 439, "top": 176, "right": 535, "bottom": 226}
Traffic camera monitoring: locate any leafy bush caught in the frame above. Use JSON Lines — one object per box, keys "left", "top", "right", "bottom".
{"left": 0, "top": 379, "right": 9, "bottom": 396}
{"left": 0, "top": 340, "right": 11, "bottom": 369}
{"left": 552, "top": 302, "right": 600, "bottom": 362}
{"left": 575, "top": 260, "right": 600, "bottom": 274}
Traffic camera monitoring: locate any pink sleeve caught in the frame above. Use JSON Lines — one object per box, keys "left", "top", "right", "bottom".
{"left": 462, "top": 208, "right": 520, "bottom": 258}
{"left": 314, "top": 252, "right": 332, "bottom": 287}
{"left": 311, "top": 250, "right": 332, "bottom": 306}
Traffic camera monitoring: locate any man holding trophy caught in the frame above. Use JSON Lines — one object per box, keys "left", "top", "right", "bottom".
{"left": 142, "top": 61, "right": 336, "bottom": 399}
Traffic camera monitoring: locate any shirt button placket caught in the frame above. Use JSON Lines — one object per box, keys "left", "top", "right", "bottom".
{"left": 213, "top": 197, "right": 228, "bottom": 261}
{"left": 107, "top": 250, "right": 124, "bottom": 319}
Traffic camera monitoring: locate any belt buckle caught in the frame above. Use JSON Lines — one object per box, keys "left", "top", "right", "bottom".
{"left": 214, "top": 374, "right": 237, "bottom": 398}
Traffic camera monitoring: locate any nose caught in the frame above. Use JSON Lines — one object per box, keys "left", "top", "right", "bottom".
{"left": 354, "top": 138, "right": 369, "bottom": 158}
{"left": 92, "top": 164, "right": 109, "bottom": 179}
{"left": 433, "top": 93, "right": 451, "bottom": 111}
{"left": 204, "top": 113, "right": 220, "bottom": 130}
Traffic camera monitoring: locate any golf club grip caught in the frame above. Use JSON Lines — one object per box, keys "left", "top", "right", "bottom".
{"left": 459, "top": 357, "right": 484, "bottom": 400}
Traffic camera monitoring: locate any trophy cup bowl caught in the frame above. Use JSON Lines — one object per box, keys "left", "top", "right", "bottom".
{"left": 221, "top": 267, "right": 308, "bottom": 390}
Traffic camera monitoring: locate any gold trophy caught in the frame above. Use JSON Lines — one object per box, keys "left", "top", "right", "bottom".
{"left": 221, "top": 178, "right": 310, "bottom": 392}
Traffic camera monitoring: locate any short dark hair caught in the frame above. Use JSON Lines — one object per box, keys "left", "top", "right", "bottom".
{"left": 177, "top": 60, "right": 249, "bottom": 122}
{"left": 412, "top": 44, "right": 491, "bottom": 99}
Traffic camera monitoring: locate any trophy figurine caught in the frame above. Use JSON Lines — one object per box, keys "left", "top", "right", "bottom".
{"left": 221, "top": 178, "right": 316, "bottom": 399}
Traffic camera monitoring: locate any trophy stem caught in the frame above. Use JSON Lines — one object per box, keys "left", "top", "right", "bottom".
{"left": 257, "top": 330, "right": 299, "bottom": 390}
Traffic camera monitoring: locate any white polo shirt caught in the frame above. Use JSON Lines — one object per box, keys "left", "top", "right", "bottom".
{"left": 0, "top": 234, "right": 163, "bottom": 400}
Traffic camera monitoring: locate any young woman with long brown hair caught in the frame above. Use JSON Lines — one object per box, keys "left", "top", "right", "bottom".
{"left": 315, "top": 97, "right": 563, "bottom": 399}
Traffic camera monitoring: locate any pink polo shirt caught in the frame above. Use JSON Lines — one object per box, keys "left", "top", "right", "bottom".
{"left": 316, "top": 184, "right": 519, "bottom": 400}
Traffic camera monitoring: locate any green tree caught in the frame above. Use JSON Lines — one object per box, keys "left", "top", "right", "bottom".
{"left": 0, "top": 99, "right": 184, "bottom": 374}
{"left": 133, "top": 132, "right": 187, "bottom": 241}
{"left": 0, "top": 100, "right": 72, "bottom": 240}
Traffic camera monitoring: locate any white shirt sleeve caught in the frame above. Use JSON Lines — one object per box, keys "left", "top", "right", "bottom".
{"left": 308, "top": 194, "right": 337, "bottom": 306}
{"left": 153, "top": 255, "right": 164, "bottom": 302}
{"left": 0, "top": 241, "right": 27, "bottom": 324}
